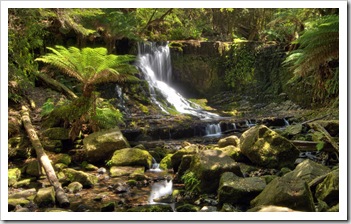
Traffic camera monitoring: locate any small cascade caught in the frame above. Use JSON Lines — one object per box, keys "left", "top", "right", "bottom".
{"left": 246, "top": 119, "right": 256, "bottom": 128}
{"left": 115, "top": 84, "right": 125, "bottom": 108}
{"left": 148, "top": 179, "right": 173, "bottom": 204}
{"left": 205, "top": 123, "right": 222, "bottom": 136}
{"left": 149, "top": 157, "right": 162, "bottom": 172}
{"left": 232, "top": 123, "right": 237, "bottom": 130}
{"left": 283, "top": 118, "right": 290, "bottom": 126}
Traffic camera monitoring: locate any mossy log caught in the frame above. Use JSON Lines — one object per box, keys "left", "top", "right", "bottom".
{"left": 21, "top": 106, "right": 70, "bottom": 207}
{"left": 37, "top": 72, "right": 77, "bottom": 100}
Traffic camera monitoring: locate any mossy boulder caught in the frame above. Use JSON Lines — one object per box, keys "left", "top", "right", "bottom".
{"left": 315, "top": 169, "right": 339, "bottom": 207}
{"left": 159, "top": 154, "right": 173, "bottom": 170}
{"left": 188, "top": 150, "right": 243, "bottom": 194}
{"left": 83, "top": 128, "right": 130, "bottom": 164}
{"left": 24, "top": 159, "right": 41, "bottom": 177}
{"left": 218, "top": 135, "right": 240, "bottom": 148}
{"left": 8, "top": 198, "right": 30, "bottom": 211}
{"left": 177, "top": 155, "right": 194, "bottom": 179}
{"left": 218, "top": 172, "right": 266, "bottom": 206}
{"left": 110, "top": 148, "right": 153, "bottom": 169}
{"left": 41, "top": 138, "right": 62, "bottom": 152}
{"left": 240, "top": 125, "right": 300, "bottom": 169}
{"left": 51, "top": 153, "right": 71, "bottom": 166}
{"left": 284, "top": 159, "right": 331, "bottom": 183}
{"left": 8, "top": 168, "right": 21, "bottom": 187}
{"left": 110, "top": 166, "right": 144, "bottom": 178}
{"left": 67, "top": 182, "right": 83, "bottom": 193}
{"left": 42, "top": 127, "right": 70, "bottom": 140}
{"left": 34, "top": 187, "right": 55, "bottom": 208}
{"left": 63, "top": 168, "right": 98, "bottom": 188}
{"left": 215, "top": 145, "right": 248, "bottom": 162}
{"left": 250, "top": 175, "right": 315, "bottom": 212}
{"left": 126, "top": 204, "right": 173, "bottom": 212}
{"left": 171, "top": 144, "right": 200, "bottom": 172}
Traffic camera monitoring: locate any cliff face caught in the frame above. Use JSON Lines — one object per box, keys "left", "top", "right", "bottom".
{"left": 169, "top": 40, "right": 315, "bottom": 107}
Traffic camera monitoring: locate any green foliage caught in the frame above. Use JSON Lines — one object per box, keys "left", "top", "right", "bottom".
{"left": 181, "top": 171, "right": 201, "bottom": 195}
{"left": 41, "top": 98, "right": 55, "bottom": 116}
{"left": 92, "top": 100, "right": 124, "bottom": 129}
{"left": 8, "top": 9, "right": 49, "bottom": 102}
{"left": 283, "top": 15, "right": 339, "bottom": 103}
{"left": 224, "top": 44, "right": 256, "bottom": 91}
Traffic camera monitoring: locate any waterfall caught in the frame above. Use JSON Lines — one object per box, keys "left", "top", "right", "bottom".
{"left": 148, "top": 179, "right": 173, "bottom": 204}
{"left": 283, "top": 118, "right": 290, "bottom": 126}
{"left": 136, "top": 42, "right": 219, "bottom": 120}
{"left": 149, "top": 157, "right": 162, "bottom": 172}
{"left": 205, "top": 123, "right": 222, "bottom": 136}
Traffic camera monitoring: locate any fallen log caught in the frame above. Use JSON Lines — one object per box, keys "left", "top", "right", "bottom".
{"left": 309, "top": 123, "right": 339, "bottom": 154}
{"left": 37, "top": 72, "right": 77, "bottom": 100}
{"left": 21, "top": 106, "right": 70, "bottom": 207}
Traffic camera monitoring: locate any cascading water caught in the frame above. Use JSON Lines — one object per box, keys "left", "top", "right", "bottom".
{"left": 136, "top": 42, "right": 219, "bottom": 120}
{"left": 205, "top": 123, "right": 222, "bottom": 136}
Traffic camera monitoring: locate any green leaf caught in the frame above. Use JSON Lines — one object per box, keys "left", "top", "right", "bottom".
{"left": 316, "top": 141, "right": 325, "bottom": 151}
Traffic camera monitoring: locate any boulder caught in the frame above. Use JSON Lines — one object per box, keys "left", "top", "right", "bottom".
{"left": 63, "top": 168, "right": 98, "bottom": 187}
{"left": 25, "top": 160, "right": 41, "bottom": 177}
{"left": 67, "top": 182, "right": 83, "bottom": 193}
{"left": 110, "top": 148, "right": 153, "bottom": 169}
{"left": 159, "top": 154, "right": 173, "bottom": 170}
{"left": 188, "top": 150, "right": 243, "bottom": 194}
{"left": 215, "top": 145, "right": 248, "bottom": 162}
{"left": 240, "top": 125, "right": 300, "bottom": 169}
{"left": 218, "top": 172, "right": 266, "bottom": 206}
{"left": 51, "top": 153, "right": 71, "bottom": 166}
{"left": 110, "top": 166, "right": 144, "bottom": 178}
{"left": 34, "top": 187, "right": 55, "bottom": 208}
{"left": 218, "top": 135, "right": 240, "bottom": 148}
{"left": 8, "top": 198, "right": 30, "bottom": 211}
{"left": 171, "top": 144, "right": 200, "bottom": 172}
{"left": 8, "top": 168, "right": 21, "bottom": 187}
{"left": 83, "top": 128, "right": 130, "bottom": 163}
{"left": 315, "top": 169, "right": 339, "bottom": 208}
{"left": 284, "top": 159, "right": 331, "bottom": 183}
{"left": 250, "top": 175, "right": 315, "bottom": 212}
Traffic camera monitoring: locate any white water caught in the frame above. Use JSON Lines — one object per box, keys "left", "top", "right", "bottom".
{"left": 148, "top": 180, "right": 173, "bottom": 204}
{"left": 205, "top": 123, "right": 222, "bottom": 136}
{"left": 136, "top": 42, "right": 219, "bottom": 120}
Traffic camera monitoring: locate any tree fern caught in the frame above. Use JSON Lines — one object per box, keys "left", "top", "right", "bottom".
{"left": 284, "top": 15, "right": 339, "bottom": 76}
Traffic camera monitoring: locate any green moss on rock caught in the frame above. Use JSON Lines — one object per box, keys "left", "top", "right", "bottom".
{"left": 110, "top": 148, "right": 153, "bottom": 169}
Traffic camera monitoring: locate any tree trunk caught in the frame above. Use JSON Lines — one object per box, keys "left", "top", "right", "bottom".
{"left": 21, "top": 106, "right": 70, "bottom": 208}
{"left": 37, "top": 73, "right": 77, "bottom": 100}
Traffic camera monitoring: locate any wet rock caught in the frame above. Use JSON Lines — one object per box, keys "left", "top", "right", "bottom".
{"left": 67, "top": 182, "right": 83, "bottom": 193}
{"left": 8, "top": 198, "right": 30, "bottom": 211}
{"left": 284, "top": 159, "right": 331, "bottom": 183}
{"left": 34, "top": 187, "right": 55, "bottom": 208}
{"left": 315, "top": 169, "right": 339, "bottom": 208}
{"left": 176, "top": 155, "right": 193, "bottom": 180}
{"left": 8, "top": 168, "right": 21, "bottom": 187}
{"left": 63, "top": 168, "right": 98, "bottom": 187}
{"left": 42, "top": 127, "right": 70, "bottom": 140}
{"left": 97, "top": 167, "right": 107, "bottom": 174}
{"left": 188, "top": 150, "right": 243, "bottom": 194}
{"left": 52, "top": 153, "right": 71, "bottom": 166}
{"left": 240, "top": 125, "right": 300, "bottom": 169}
{"left": 153, "top": 194, "right": 174, "bottom": 203}
{"left": 218, "top": 172, "right": 266, "bottom": 206}
{"left": 159, "top": 154, "right": 173, "bottom": 170}
{"left": 199, "top": 206, "right": 217, "bottom": 212}
{"left": 83, "top": 163, "right": 99, "bottom": 171}
{"left": 215, "top": 145, "right": 248, "bottom": 162}
{"left": 129, "top": 167, "right": 146, "bottom": 181}
{"left": 101, "top": 202, "right": 115, "bottom": 212}
{"left": 9, "top": 188, "right": 37, "bottom": 199}
{"left": 110, "top": 148, "right": 153, "bottom": 169}
{"left": 218, "top": 135, "right": 240, "bottom": 148}
{"left": 171, "top": 144, "right": 201, "bottom": 173}
{"left": 176, "top": 204, "right": 200, "bottom": 212}
{"left": 126, "top": 204, "right": 173, "bottom": 212}
{"left": 24, "top": 159, "right": 41, "bottom": 177}
{"left": 250, "top": 175, "right": 315, "bottom": 212}
{"left": 83, "top": 127, "right": 130, "bottom": 163}
{"left": 110, "top": 166, "right": 144, "bottom": 177}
